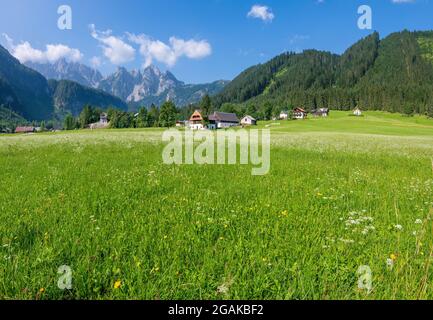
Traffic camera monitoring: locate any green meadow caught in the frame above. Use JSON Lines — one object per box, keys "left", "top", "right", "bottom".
{"left": 0, "top": 111, "right": 432, "bottom": 300}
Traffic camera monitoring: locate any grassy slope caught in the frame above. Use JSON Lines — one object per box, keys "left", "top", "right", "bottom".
{"left": 260, "top": 111, "right": 433, "bottom": 136}
{"left": 0, "top": 111, "right": 432, "bottom": 300}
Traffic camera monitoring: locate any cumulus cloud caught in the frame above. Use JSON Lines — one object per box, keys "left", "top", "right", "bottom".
{"left": 2, "top": 33, "right": 82, "bottom": 64}
{"left": 127, "top": 33, "right": 211, "bottom": 68}
{"left": 90, "top": 56, "right": 102, "bottom": 68}
{"left": 247, "top": 5, "right": 274, "bottom": 22}
{"left": 90, "top": 24, "right": 135, "bottom": 65}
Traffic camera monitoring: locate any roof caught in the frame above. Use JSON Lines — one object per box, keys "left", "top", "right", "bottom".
{"left": 15, "top": 126, "right": 35, "bottom": 133}
{"left": 209, "top": 112, "right": 239, "bottom": 123}
{"left": 242, "top": 115, "right": 256, "bottom": 121}
{"left": 312, "top": 108, "right": 329, "bottom": 113}
{"left": 294, "top": 107, "right": 306, "bottom": 113}
{"left": 189, "top": 110, "right": 204, "bottom": 122}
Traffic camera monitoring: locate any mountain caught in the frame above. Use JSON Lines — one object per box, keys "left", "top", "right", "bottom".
{"left": 49, "top": 80, "right": 127, "bottom": 117}
{"left": 214, "top": 30, "right": 433, "bottom": 116}
{"left": 27, "top": 58, "right": 229, "bottom": 108}
{"left": 98, "top": 65, "right": 228, "bottom": 109}
{"left": 0, "top": 44, "right": 127, "bottom": 120}
{"left": 0, "top": 45, "right": 53, "bottom": 120}
{"left": 26, "top": 59, "right": 103, "bottom": 88}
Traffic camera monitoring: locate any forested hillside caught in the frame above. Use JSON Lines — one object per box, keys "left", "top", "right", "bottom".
{"left": 0, "top": 44, "right": 129, "bottom": 122}
{"left": 214, "top": 31, "right": 433, "bottom": 116}
{"left": 0, "top": 45, "right": 53, "bottom": 120}
{"left": 49, "top": 80, "right": 128, "bottom": 117}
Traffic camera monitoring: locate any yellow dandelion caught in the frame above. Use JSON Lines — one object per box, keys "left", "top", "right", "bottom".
{"left": 39, "top": 287, "right": 45, "bottom": 293}
{"left": 114, "top": 280, "right": 122, "bottom": 289}
{"left": 390, "top": 254, "right": 397, "bottom": 261}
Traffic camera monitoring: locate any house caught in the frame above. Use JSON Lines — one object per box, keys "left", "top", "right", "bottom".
{"left": 311, "top": 108, "right": 329, "bottom": 117}
{"left": 89, "top": 113, "right": 110, "bottom": 130}
{"left": 293, "top": 108, "right": 307, "bottom": 120}
{"left": 100, "top": 112, "right": 108, "bottom": 124}
{"left": 241, "top": 115, "right": 257, "bottom": 126}
{"left": 15, "top": 126, "right": 35, "bottom": 134}
{"left": 279, "top": 111, "right": 289, "bottom": 120}
{"left": 208, "top": 112, "right": 239, "bottom": 129}
{"left": 353, "top": 107, "right": 362, "bottom": 116}
{"left": 176, "top": 120, "right": 188, "bottom": 127}
{"left": 189, "top": 110, "right": 205, "bottom": 130}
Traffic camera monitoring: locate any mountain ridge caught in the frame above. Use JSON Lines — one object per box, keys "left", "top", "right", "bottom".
{"left": 27, "top": 60, "right": 229, "bottom": 109}
{"left": 214, "top": 30, "right": 433, "bottom": 116}
{"left": 0, "top": 45, "right": 127, "bottom": 120}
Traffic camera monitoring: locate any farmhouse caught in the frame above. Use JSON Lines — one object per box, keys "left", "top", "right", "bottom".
{"left": 279, "top": 111, "right": 289, "bottom": 120}
{"left": 311, "top": 108, "right": 329, "bottom": 117}
{"left": 189, "top": 110, "right": 205, "bottom": 130}
{"left": 89, "top": 113, "right": 110, "bottom": 130}
{"left": 353, "top": 107, "right": 362, "bottom": 116}
{"left": 293, "top": 107, "right": 307, "bottom": 120}
{"left": 208, "top": 112, "right": 239, "bottom": 129}
{"left": 15, "top": 126, "right": 35, "bottom": 134}
{"left": 241, "top": 115, "right": 257, "bottom": 126}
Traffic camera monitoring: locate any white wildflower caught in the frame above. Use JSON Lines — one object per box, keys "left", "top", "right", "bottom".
{"left": 386, "top": 258, "right": 394, "bottom": 269}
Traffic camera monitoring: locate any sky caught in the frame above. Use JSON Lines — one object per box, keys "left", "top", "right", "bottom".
{"left": 1, "top": 0, "right": 433, "bottom": 83}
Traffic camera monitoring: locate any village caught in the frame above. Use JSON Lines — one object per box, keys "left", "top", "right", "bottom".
{"left": 11, "top": 107, "right": 364, "bottom": 134}
{"left": 175, "top": 107, "right": 363, "bottom": 131}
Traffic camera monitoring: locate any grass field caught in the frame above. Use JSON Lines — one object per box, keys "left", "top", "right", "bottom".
{"left": 0, "top": 111, "right": 432, "bottom": 300}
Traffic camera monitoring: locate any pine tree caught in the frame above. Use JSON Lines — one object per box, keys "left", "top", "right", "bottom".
{"left": 159, "top": 101, "right": 177, "bottom": 128}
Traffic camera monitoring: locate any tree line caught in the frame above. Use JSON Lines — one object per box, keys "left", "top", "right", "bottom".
{"left": 63, "top": 100, "right": 180, "bottom": 130}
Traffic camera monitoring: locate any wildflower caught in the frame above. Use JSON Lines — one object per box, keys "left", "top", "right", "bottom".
{"left": 114, "top": 280, "right": 122, "bottom": 289}
{"left": 217, "top": 284, "right": 229, "bottom": 295}
{"left": 394, "top": 224, "right": 403, "bottom": 231}
{"left": 390, "top": 254, "right": 397, "bottom": 261}
{"left": 386, "top": 258, "right": 394, "bottom": 269}
{"left": 39, "top": 287, "right": 45, "bottom": 293}
{"left": 217, "top": 278, "right": 234, "bottom": 295}
{"left": 415, "top": 219, "right": 422, "bottom": 225}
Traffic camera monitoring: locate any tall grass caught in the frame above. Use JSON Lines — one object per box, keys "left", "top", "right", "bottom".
{"left": 0, "top": 111, "right": 432, "bottom": 299}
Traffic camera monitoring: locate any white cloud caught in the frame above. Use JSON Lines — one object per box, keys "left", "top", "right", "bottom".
{"left": 127, "top": 33, "right": 211, "bottom": 68}
{"left": 90, "top": 56, "right": 102, "bottom": 68}
{"left": 391, "top": 0, "right": 415, "bottom": 3}
{"left": 247, "top": 5, "right": 274, "bottom": 22}
{"left": 2, "top": 33, "right": 82, "bottom": 64}
{"left": 90, "top": 24, "right": 135, "bottom": 65}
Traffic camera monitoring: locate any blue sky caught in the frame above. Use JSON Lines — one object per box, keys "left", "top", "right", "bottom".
{"left": 0, "top": 0, "right": 432, "bottom": 83}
